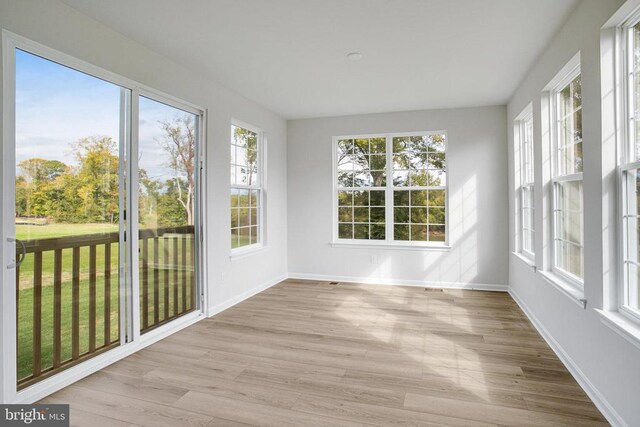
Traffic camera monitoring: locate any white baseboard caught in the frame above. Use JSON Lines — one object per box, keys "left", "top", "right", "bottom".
{"left": 287, "top": 272, "right": 508, "bottom": 292}
{"left": 208, "top": 273, "right": 288, "bottom": 316}
{"left": 509, "top": 288, "right": 627, "bottom": 427}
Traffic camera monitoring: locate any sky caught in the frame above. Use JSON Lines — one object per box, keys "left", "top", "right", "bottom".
{"left": 15, "top": 49, "right": 195, "bottom": 181}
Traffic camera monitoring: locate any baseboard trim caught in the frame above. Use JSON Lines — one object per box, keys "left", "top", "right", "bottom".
{"left": 509, "top": 288, "right": 627, "bottom": 427}
{"left": 208, "top": 273, "right": 288, "bottom": 316}
{"left": 287, "top": 272, "right": 508, "bottom": 292}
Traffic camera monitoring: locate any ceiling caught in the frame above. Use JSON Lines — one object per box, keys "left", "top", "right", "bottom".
{"left": 62, "top": 0, "right": 579, "bottom": 119}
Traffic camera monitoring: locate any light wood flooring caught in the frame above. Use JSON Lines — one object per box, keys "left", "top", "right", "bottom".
{"left": 41, "top": 279, "right": 608, "bottom": 426}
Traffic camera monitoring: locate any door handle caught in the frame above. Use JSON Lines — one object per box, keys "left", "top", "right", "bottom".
{"left": 7, "top": 238, "right": 26, "bottom": 269}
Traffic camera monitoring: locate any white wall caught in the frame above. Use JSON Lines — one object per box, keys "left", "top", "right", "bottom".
{"left": 507, "top": 0, "right": 639, "bottom": 425}
{"left": 0, "top": 0, "right": 288, "bottom": 400}
{"left": 287, "top": 106, "right": 508, "bottom": 288}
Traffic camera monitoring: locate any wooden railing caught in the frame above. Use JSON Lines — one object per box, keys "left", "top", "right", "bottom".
{"left": 16, "top": 225, "right": 196, "bottom": 389}
{"left": 138, "top": 226, "right": 196, "bottom": 333}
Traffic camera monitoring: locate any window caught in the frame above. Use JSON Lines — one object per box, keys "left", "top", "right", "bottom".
{"left": 335, "top": 132, "right": 447, "bottom": 246}
{"left": 620, "top": 21, "right": 640, "bottom": 318}
{"left": 230, "top": 124, "right": 262, "bottom": 250}
{"left": 550, "top": 70, "right": 583, "bottom": 285}
{"left": 516, "top": 107, "right": 535, "bottom": 258}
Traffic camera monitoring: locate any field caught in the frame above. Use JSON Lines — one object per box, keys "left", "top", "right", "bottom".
{"left": 15, "top": 223, "right": 195, "bottom": 383}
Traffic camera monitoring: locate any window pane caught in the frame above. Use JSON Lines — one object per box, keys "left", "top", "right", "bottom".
{"left": 339, "top": 223, "right": 353, "bottom": 239}
{"left": 370, "top": 224, "right": 385, "bottom": 240}
{"left": 393, "top": 135, "right": 447, "bottom": 188}
{"left": 554, "top": 180, "right": 583, "bottom": 279}
{"left": 411, "top": 224, "right": 427, "bottom": 241}
{"left": 394, "top": 224, "right": 409, "bottom": 241}
{"left": 521, "top": 185, "right": 535, "bottom": 254}
{"left": 394, "top": 190, "right": 445, "bottom": 242}
{"left": 557, "top": 75, "right": 582, "bottom": 175}
{"left": 15, "top": 49, "right": 125, "bottom": 378}
{"left": 231, "top": 126, "right": 259, "bottom": 186}
{"left": 138, "top": 96, "right": 199, "bottom": 331}
{"left": 336, "top": 190, "right": 385, "bottom": 241}
{"left": 394, "top": 190, "right": 410, "bottom": 206}
{"left": 338, "top": 137, "right": 386, "bottom": 188}
{"left": 624, "top": 169, "right": 640, "bottom": 312}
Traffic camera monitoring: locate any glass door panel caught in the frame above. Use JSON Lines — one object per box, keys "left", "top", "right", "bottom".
{"left": 14, "top": 49, "right": 127, "bottom": 388}
{"left": 137, "top": 96, "right": 199, "bottom": 333}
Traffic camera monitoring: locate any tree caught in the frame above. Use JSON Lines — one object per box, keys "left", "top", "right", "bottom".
{"left": 233, "top": 126, "right": 258, "bottom": 186}
{"left": 18, "top": 158, "right": 67, "bottom": 184}
{"left": 157, "top": 116, "right": 196, "bottom": 225}
{"left": 73, "top": 136, "right": 120, "bottom": 223}
{"left": 16, "top": 159, "right": 69, "bottom": 218}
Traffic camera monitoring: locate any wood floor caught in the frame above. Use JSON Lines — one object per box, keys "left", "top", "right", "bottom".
{"left": 41, "top": 279, "right": 608, "bottom": 426}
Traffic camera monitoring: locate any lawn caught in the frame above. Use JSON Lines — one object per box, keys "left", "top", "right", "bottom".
{"left": 15, "top": 223, "right": 195, "bottom": 383}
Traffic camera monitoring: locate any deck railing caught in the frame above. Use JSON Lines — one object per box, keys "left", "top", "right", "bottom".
{"left": 16, "top": 225, "right": 196, "bottom": 389}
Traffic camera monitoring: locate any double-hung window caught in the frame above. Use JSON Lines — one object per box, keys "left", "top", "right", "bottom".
{"left": 230, "top": 123, "right": 262, "bottom": 251}
{"left": 335, "top": 132, "right": 447, "bottom": 246}
{"left": 620, "top": 20, "right": 640, "bottom": 318}
{"left": 517, "top": 107, "right": 535, "bottom": 258}
{"left": 550, "top": 70, "right": 584, "bottom": 286}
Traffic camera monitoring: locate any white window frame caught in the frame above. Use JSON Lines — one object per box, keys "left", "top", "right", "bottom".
{"left": 230, "top": 120, "right": 265, "bottom": 256}
{"left": 548, "top": 61, "right": 584, "bottom": 290}
{"left": 332, "top": 131, "right": 449, "bottom": 249}
{"left": 516, "top": 105, "right": 535, "bottom": 260}
{"left": 618, "top": 14, "right": 640, "bottom": 324}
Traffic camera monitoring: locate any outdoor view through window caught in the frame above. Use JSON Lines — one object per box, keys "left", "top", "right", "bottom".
{"left": 14, "top": 49, "right": 198, "bottom": 388}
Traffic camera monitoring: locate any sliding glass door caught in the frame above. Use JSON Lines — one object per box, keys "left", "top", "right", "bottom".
{"left": 4, "top": 38, "right": 204, "bottom": 395}
{"left": 137, "top": 96, "right": 200, "bottom": 333}
{"left": 13, "top": 49, "right": 128, "bottom": 389}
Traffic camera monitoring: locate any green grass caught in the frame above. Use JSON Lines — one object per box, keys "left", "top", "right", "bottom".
{"left": 15, "top": 222, "right": 195, "bottom": 382}
{"left": 16, "top": 223, "right": 118, "bottom": 240}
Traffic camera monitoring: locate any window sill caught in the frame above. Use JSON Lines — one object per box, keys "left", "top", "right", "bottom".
{"left": 539, "top": 270, "right": 586, "bottom": 309}
{"left": 512, "top": 251, "right": 537, "bottom": 272}
{"left": 330, "top": 241, "right": 451, "bottom": 251}
{"left": 230, "top": 244, "right": 266, "bottom": 261}
{"left": 595, "top": 309, "right": 640, "bottom": 351}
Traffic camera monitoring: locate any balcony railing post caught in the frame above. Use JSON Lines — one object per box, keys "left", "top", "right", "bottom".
{"left": 104, "top": 243, "right": 111, "bottom": 346}
{"left": 71, "top": 247, "right": 80, "bottom": 360}
{"left": 33, "top": 252, "right": 43, "bottom": 377}
{"left": 53, "top": 249, "right": 62, "bottom": 368}
{"left": 89, "top": 245, "right": 97, "bottom": 353}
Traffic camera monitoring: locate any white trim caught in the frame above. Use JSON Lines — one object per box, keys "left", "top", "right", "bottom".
{"left": 288, "top": 272, "right": 507, "bottom": 292}
{"left": 539, "top": 270, "right": 587, "bottom": 309}
{"left": 329, "top": 241, "right": 451, "bottom": 251}
{"left": 512, "top": 251, "right": 537, "bottom": 272}
{"left": 13, "top": 311, "right": 205, "bottom": 404}
{"left": 509, "top": 289, "right": 628, "bottom": 427}
{"left": 229, "top": 243, "right": 267, "bottom": 260}
{"left": 1, "top": 29, "right": 18, "bottom": 404}
{"left": 543, "top": 52, "right": 581, "bottom": 92}
{"left": 208, "top": 274, "right": 287, "bottom": 316}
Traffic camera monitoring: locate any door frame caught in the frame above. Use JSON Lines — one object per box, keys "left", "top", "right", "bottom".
{"left": 0, "top": 30, "right": 208, "bottom": 404}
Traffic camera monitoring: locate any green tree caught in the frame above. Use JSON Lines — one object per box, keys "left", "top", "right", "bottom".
{"left": 157, "top": 116, "right": 196, "bottom": 225}
{"left": 73, "top": 136, "right": 120, "bottom": 223}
